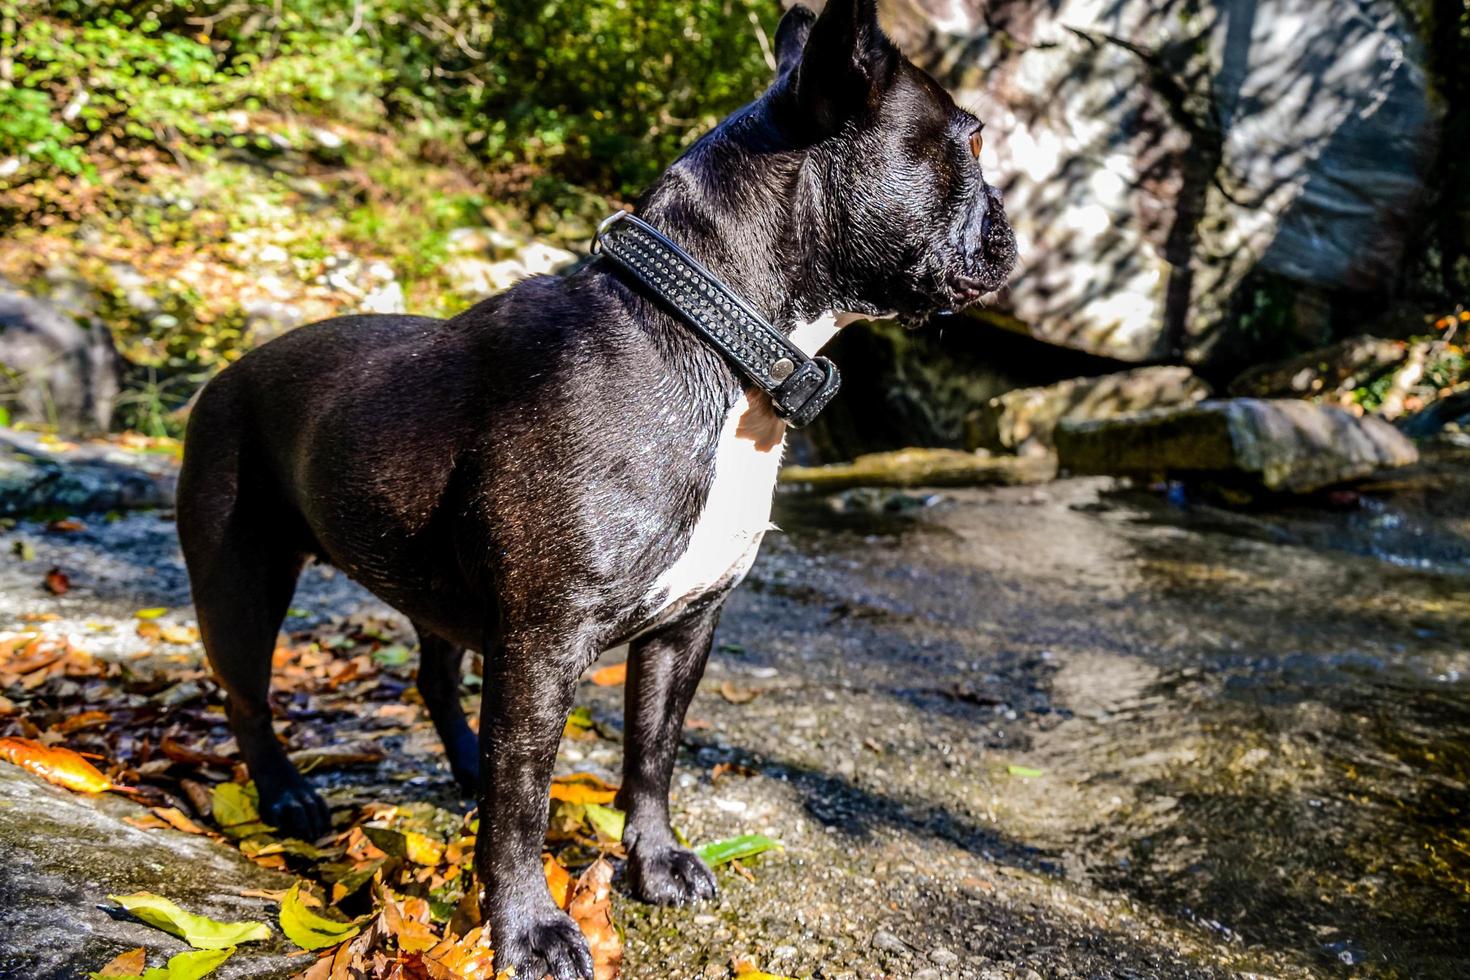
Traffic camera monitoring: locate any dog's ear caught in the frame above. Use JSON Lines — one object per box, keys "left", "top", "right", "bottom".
{"left": 774, "top": 4, "right": 817, "bottom": 78}
{"left": 792, "top": 0, "right": 898, "bottom": 127}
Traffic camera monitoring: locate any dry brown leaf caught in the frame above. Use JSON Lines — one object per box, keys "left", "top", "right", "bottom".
{"left": 43, "top": 567, "right": 70, "bottom": 595}
{"left": 51, "top": 710, "right": 111, "bottom": 735}
{"left": 567, "top": 858, "right": 622, "bottom": 980}
{"left": 47, "top": 518, "right": 86, "bottom": 533}
{"left": 93, "top": 945, "right": 146, "bottom": 977}
{"left": 150, "top": 806, "right": 209, "bottom": 835}
{"left": 422, "top": 925, "right": 497, "bottom": 980}
{"left": 0, "top": 736, "right": 116, "bottom": 793}
{"left": 159, "top": 624, "right": 201, "bottom": 645}
{"left": 588, "top": 662, "right": 626, "bottom": 687}
{"left": 718, "top": 680, "right": 759, "bottom": 705}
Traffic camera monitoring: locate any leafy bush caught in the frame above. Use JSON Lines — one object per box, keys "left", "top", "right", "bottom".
{"left": 0, "top": 0, "right": 778, "bottom": 198}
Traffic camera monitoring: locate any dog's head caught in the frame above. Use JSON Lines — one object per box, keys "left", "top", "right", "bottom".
{"left": 768, "top": 0, "right": 1017, "bottom": 319}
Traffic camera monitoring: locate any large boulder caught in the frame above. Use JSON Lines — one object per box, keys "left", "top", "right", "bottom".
{"left": 967, "top": 366, "right": 1210, "bottom": 455}
{"left": 0, "top": 278, "right": 121, "bottom": 432}
{"left": 1054, "top": 398, "right": 1419, "bottom": 492}
{"left": 879, "top": 0, "right": 1439, "bottom": 367}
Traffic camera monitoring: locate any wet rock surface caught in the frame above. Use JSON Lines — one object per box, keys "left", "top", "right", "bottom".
{"left": 0, "top": 429, "right": 177, "bottom": 518}
{"left": 780, "top": 448, "right": 1055, "bottom": 491}
{"left": 0, "top": 764, "right": 296, "bottom": 980}
{"left": 1, "top": 449, "right": 1468, "bottom": 977}
{"left": 967, "top": 367, "right": 1211, "bottom": 455}
{"left": 1055, "top": 398, "right": 1420, "bottom": 492}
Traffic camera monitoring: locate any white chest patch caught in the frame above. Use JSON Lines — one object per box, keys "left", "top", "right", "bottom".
{"left": 641, "top": 311, "right": 874, "bottom": 624}
{"left": 646, "top": 393, "right": 784, "bottom": 617}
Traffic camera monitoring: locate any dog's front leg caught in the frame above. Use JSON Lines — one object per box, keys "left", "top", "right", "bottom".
{"left": 617, "top": 598, "right": 723, "bottom": 905}
{"left": 477, "top": 631, "right": 594, "bottom": 980}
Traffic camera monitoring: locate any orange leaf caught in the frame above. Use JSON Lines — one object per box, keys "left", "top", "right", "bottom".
{"left": 549, "top": 773, "right": 619, "bottom": 806}
{"left": 92, "top": 945, "right": 146, "bottom": 977}
{"left": 0, "top": 736, "right": 115, "bottom": 793}
{"left": 51, "top": 710, "right": 111, "bottom": 735}
{"left": 43, "top": 567, "right": 70, "bottom": 596}
{"left": 423, "top": 925, "right": 496, "bottom": 979}
{"left": 567, "top": 858, "right": 622, "bottom": 980}
{"left": 588, "top": 662, "right": 626, "bottom": 687}
{"left": 543, "top": 852, "right": 572, "bottom": 909}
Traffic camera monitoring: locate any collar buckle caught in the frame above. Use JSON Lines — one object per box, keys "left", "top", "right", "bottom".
{"left": 593, "top": 210, "right": 841, "bottom": 428}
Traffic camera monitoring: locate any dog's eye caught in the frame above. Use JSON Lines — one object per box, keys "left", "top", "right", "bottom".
{"left": 969, "top": 129, "right": 984, "bottom": 160}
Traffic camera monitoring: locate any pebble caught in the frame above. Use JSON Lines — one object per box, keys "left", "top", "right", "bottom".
{"left": 713, "top": 797, "right": 747, "bottom": 813}
{"left": 871, "top": 930, "right": 906, "bottom": 954}
{"left": 929, "top": 947, "right": 959, "bottom": 966}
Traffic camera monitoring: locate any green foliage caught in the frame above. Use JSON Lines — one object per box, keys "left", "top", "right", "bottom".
{"left": 0, "top": 0, "right": 777, "bottom": 198}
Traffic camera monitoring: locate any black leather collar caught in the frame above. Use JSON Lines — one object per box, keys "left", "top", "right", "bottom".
{"left": 593, "top": 210, "right": 841, "bottom": 428}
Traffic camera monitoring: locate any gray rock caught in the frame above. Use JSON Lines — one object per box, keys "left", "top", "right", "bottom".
{"left": 444, "top": 256, "right": 531, "bottom": 300}
{"left": 0, "top": 428, "right": 177, "bottom": 517}
{"left": 968, "top": 367, "right": 1210, "bottom": 455}
{"left": 0, "top": 278, "right": 121, "bottom": 433}
{"left": 0, "top": 764, "right": 296, "bottom": 980}
{"left": 1054, "top": 398, "right": 1419, "bottom": 492}
{"left": 871, "top": 929, "right": 907, "bottom": 954}
{"left": 892, "top": 0, "right": 1438, "bottom": 364}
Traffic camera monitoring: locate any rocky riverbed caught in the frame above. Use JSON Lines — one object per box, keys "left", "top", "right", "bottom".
{"left": 1, "top": 448, "right": 1468, "bottom": 978}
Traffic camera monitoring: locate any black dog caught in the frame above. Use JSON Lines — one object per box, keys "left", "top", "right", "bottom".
{"left": 175, "top": 1, "right": 1015, "bottom": 975}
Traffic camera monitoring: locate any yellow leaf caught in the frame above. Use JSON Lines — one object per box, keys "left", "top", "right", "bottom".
{"left": 278, "top": 881, "right": 368, "bottom": 950}
{"left": 108, "top": 893, "right": 269, "bottom": 950}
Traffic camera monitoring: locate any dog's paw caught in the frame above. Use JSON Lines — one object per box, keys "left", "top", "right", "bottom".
{"left": 259, "top": 778, "right": 331, "bottom": 840}
{"left": 626, "top": 843, "right": 718, "bottom": 906}
{"left": 492, "top": 908, "right": 593, "bottom": 980}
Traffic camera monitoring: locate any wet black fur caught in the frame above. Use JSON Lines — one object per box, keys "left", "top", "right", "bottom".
{"left": 175, "top": 2, "right": 1015, "bottom": 976}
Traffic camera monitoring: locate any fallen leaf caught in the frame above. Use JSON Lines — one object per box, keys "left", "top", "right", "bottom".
{"left": 543, "top": 852, "right": 572, "bottom": 909}
{"left": 370, "top": 644, "right": 411, "bottom": 667}
{"left": 422, "top": 925, "right": 496, "bottom": 979}
{"left": 160, "top": 737, "right": 235, "bottom": 769}
{"left": 47, "top": 518, "right": 86, "bottom": 533}
{"left": 733, "top": 960, "right": 799, "bottom": 980}
{"left": 550, "top": 772, "right": 619, "bottom": 805}
{"left": 159, "top": 624, "right": 200, "bottom": 645}
{"left": 278, "top": 881, "right": 369, "bottom": 950}
{"left": 89, "top": 946, "right": 146, "bottom": 977}
{"left": 109, "top": 893, "right": 269, "bottom": 950}
{"left": 583, "top": 803, "right": 625, "bottom": 843}
{"left": 567, "top": 858, "right": 622, "bottom": 980}
{"left": 718, "top": 680, "right": 759, "bottom": 704}
{"left": 12, "top": 539, "right": 35, "bottom": 560}
{"left": 589, "top": 662, "right": 626, "bottom": 687}
{"left": 150, "top": 806, "right": 209, "bottom": 835}
{"left": 1007, "top": 764, "right": 1044, "bottom": 779}
{"left": 142, "top": 947, "right": 235, "bottom": 980}
{"left": 43, "top": 567, "right": 70, "bottom": 595}
{"left": 380, "top": 892, "right": 438, "bottom": 953}
{"left": 710, "top": 762, "right": 756, "bottom": 782}
{"left": 135, "top": 608, "right": 169, "bottom": 620}
{"left": 211, "top": 782, "right": 274, "bottom": 838}
{"left": 51, "top": 709, "right": 111, "bottom": 734}
{"left": 563, "top": 705, "right": 596, "bottom": 740}
{"left": 694, "top": 834, "right": 781, "bottom": 868}
{"left": 0, "top": 736, "right": 115, "bottom": 793}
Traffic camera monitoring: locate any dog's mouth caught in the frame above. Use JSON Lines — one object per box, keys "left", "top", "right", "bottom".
{"left": 944, "top": 186, "right": 1017, "bottom": 309}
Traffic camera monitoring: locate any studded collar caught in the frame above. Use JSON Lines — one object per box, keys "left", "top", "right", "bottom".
{"left": 592, "top": 210, "right": 841, "bottom": 428}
